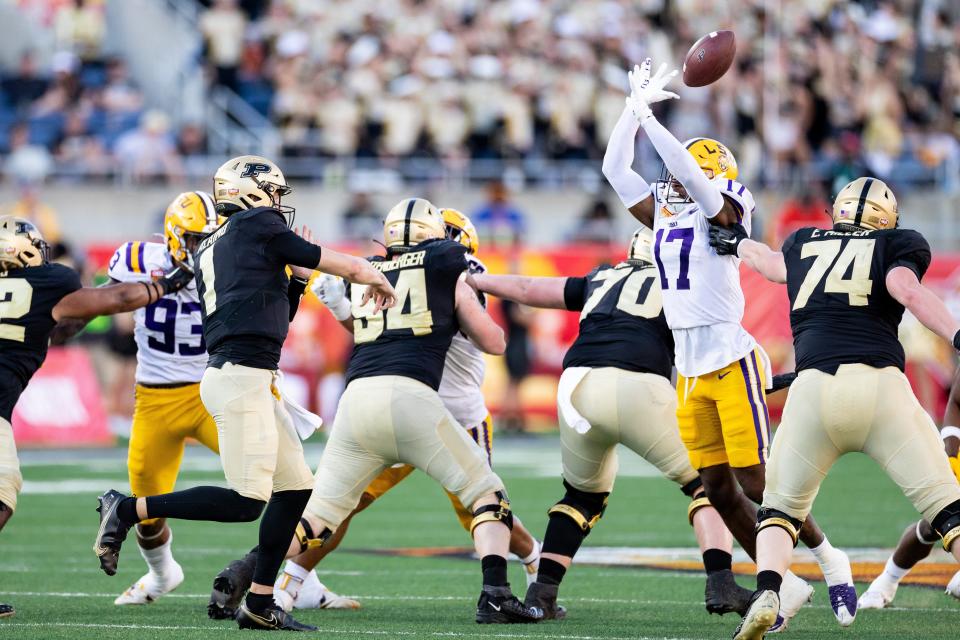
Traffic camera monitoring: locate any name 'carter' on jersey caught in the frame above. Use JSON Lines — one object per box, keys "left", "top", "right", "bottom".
{"left": 783, "top": 226, "right": 931, "bottom": 374}
{"left": 346, "top": 239, "right": 468, "bottom": 391}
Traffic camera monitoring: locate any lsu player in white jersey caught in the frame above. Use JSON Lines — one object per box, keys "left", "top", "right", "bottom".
{"left": 107, "top": 191, "right": 221, "bottom": 604}
{"left": 601, "top": 59, "right": 854, "bottom": 629}
{"left": 260, "top": 208, "right": 541, "bottom": 611}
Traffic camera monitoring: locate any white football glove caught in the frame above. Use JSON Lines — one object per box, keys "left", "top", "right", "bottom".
{"left": 626, "top": 58, "right": 679, "bottom": 123}
{"left": 310, "top": 274, "right": 352, "bottom": 321}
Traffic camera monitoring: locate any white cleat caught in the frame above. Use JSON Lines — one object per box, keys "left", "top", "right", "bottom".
{"left": 945, "top": 570, "right": 960, "bottom": 600}
{"left": 734, "top": 590, "right": 780, "bottom": 640}
{"left": 778, "top": 573, "right": 814, "bottom": 625}
{"left": 274, "top": 569, "right": 360, "bottom": 611}
{"left": 858, "top": 581, "right": 897, "bottom": 610}
{"left": 113, "top": 562, "right": 184, "bottom": 605}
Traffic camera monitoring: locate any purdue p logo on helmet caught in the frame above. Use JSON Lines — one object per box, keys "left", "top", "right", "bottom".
{"left": 0, "top": 216, "right": 49, "bottom": 271}
{"left": 213, "top": 155, "right": 294, "bottom": 223}
{"left": 383, "top": 198, "right": 446, "bottom": 250}
{"left": 832, "top": 177, "right": 898, "bottom": 231}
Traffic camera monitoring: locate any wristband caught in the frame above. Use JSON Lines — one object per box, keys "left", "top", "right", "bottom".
{"left": 941, "top": 426, "right": 960, "bottom": 442}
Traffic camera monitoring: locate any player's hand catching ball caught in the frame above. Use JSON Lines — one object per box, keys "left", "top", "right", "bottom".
{"left": 708, "top": 223, "right": 749, "bottom": 257}
{"left": 626, "top": 58, "right": 679, "bottom": 123}
{"left": 310, "top": 273, "right": 352, "bottom": 321}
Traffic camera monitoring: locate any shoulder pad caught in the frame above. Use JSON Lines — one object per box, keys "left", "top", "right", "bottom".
{"left": 108, "top": 241, "right": 156, "bottom": 281}
{"left": 720, "top": 179, "right": 756, "bottom": 219}
{"left": 466, "top": 255, "right": 487, "bottom": 275}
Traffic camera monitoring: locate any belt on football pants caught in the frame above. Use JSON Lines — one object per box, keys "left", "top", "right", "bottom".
{"left": 138, "top": 381, "right": 197, "bottom": 389}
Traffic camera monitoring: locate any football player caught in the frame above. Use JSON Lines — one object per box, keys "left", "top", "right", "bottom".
{"left": 108, "top": 191, "right": 222, "bottom": 605}
{"left": 859, "top": 339, "right": 960, "bottom": 608}
{"left": 471, "top": 227, "right": 751, "bottom": 619}
{"left": 0, "top": 216, "right": 193, "bottom": 618}
{"left": 261, "top": 208, "right": 541, "bottom": 611}
{"left": 601, "top": 58, "right": 854, "bottom": 630}
{"left": 92, "top": 155, "right": 396, "bottom": 632}
{"left": 710, "top": 177, "right": 960, "bottom": 639}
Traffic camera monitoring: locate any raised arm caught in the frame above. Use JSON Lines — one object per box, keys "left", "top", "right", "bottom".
{"left": 455, "top": 277, "right": 505, "bottom": 355}
{"left": 886, "top": 266, "right": 960, "bottom": 345}
{"left": 471, "top": 273, "right": 569, "bottom": 309}
{"left": 601, "top": 104, "right": 655, "bottom": 228}
{"left": 52, "top": 267, "right": 193, "bottom": 322}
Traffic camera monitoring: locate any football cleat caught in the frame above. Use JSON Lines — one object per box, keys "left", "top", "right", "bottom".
{"left": 0, "top": 603, "right": 13, "bottom": 618}
{"left": 778, "top": 573, "right": 813, "bottom": 624}
{"left": 274, "top": 569, "right": 360, "bottom": 611}
{"left": 733, "top": 590, "right": 779, "bottom": 640}
{"left": 523, "top": 581, "right": 566, "bottom": 620}
{"left": 208, "top": 551, "right": 256, "bottom": 620}
{"left": 945, "top": 569, "right": 960, "bottom": 600}
{"left": 858, "top": 582, "right": 896, "bottom": 610}
{"left": 705, "top": 569, "right": 753, "bottom": 616}
{"left": 476, "top": 585, "right": 543, "bottom": 624}
{"left": 828, "top": 584, "right": 857, "bottom": 627}
{"left": 114, "top": 562, "right": 185, "bottom": 605}
{"left": 766, "top": 614, "right": 787, "bottom": 634}
{"left": 236, "top": 603, "right": 317, "bottom": 631}
{"left": 93, "top": 490, "right": 134, "bottom": 576}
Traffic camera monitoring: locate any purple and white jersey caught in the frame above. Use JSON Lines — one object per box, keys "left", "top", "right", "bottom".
{"left": 652, "top": 178, "right": 760, "bottom": 378}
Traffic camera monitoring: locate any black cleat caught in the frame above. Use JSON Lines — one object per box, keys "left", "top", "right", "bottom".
{"left": 476, "top": 585, "right": 543, "bottom": 624}
{"left": 208, "top": 551, "right": 257, "bottom": 620}
{"left": 705, "top": 569, "right": 753, "bottom": 616}
{"left": 236, "top": 603, "right": 318, "bottom": 631}
{"left": 93, "top": 490, "right": 134, "bottom": 576}
{"left": 523, "top": 582, "right": 567, "bottom": 620}
{"left": 0, "top": 603, "right": 13, "bottom": 618}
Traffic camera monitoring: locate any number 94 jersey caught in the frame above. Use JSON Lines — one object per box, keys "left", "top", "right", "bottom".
{"left": 108, "top": 241, "right": 206, "bottom": 385}
{"left": 783, "top": 226, "right": 931, "bottom": 375}
{"left": 345, "top": 238, "right": 468, "bottom": 391}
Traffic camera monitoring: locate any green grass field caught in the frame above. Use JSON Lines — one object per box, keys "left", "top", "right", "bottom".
{"left": 1, "top": 435, "right": 958, "bottom": 639}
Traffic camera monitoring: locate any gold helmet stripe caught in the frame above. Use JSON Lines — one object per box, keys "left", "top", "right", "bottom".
{"left": 403, "top": 198, "right": 416, "bottom": 246}
{"left": 853, "top": 177, "right": 874, "bottom": 228}
{"left": 684, "top": 137, "right": 707, "bottom": 149}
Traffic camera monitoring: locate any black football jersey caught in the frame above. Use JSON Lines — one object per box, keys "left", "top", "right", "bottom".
{"left": 195, "top": 207, "right": 321, "bottom": 370}
{"left": 562, "top": 262, "right": 674, "bottom": 378}
{"left": 0, "top": 263, "right": 82, "bottom": 420}
{"left": 783, "top": 226, "right": 931, "bottom": 374}
{"left": 345, "top": 239, "right": 468, "bottom": 390}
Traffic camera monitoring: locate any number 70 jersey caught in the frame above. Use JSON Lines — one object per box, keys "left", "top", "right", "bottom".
{"left": 108, "top": 241, "right": 206, "bottom": 385}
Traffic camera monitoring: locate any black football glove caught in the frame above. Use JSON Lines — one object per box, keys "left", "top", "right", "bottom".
{"left": 708, "top": 223, "right": 749, "bottom": 256}
{"left": 158, "top": 265, "right": 195, "bottom": 295}
{"left": 766, "top": 372, "right": 798, "bottom": 394}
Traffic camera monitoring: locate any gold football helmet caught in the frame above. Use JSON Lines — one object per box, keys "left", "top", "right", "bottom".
{"left": 627, "top": 227, "right": 654, "bottom": 264}
{"left": 383, "top": 198, "right": 445, "bottom": 249}
{"left": 0, "top": 216, "right": 48, "bottom": 271}
{"left": 165, "top": 191, "right": 220, "bottom": 269}
{"left": 213, "top": 155, "right": 294, "bottom": 224}
{"left": 832, "top": 177, "right": 898, "bottom": 230}
{"left": 660, "top": 137, "right": 738, "bottom": 205}
{"left": 441, "top": 208, "right": 479, "bottom": 255}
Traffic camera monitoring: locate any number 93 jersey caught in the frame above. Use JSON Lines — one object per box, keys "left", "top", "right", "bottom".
{"left": 108, "top": 241, "right": 206, "bottom": 384}
{"left": 345, "top": 239, "right": 468, "bottom": 391}
{"left": 783, "top": 226, "right": 931, "bottom": 374}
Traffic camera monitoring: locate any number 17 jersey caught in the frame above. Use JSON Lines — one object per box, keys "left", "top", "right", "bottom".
{"left": 652, "top": 179, "right": 758, "bottom": 377}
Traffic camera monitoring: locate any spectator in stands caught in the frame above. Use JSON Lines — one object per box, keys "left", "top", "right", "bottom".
{"left": 5, "top": 122, "right": 53, "bottom": 184}
{"left": 53, "top": 0, "right": 106, "bottom": 64}
{"left": 1, "top": 51, "right": 49, "bottom": 114}
{"left": 200, "top": 0, "right": 248, "bottom": 91}
{"left": 1, "top": 183, "right": 62, "bottom": 243}
{"left": 54, "top": 108, "right": 110, "bottom": 176}
{"left": 472, "top": 180, "right": 526, "bottom": 248}
{"left": 113, "top": 110, "right": 183, "bottom": 184}
{"left": 340, "top": 191, "right": 382, "bottom": 242}
{"left": 101, "top": 58, "right": 143, "bottom": 117}
{"left": 571, "top": 199, "right": 616, "bottom": 244}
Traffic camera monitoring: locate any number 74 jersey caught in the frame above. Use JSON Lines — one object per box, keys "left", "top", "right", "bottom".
{"left": 108, "top": 241, "right": 206, "bottom": 385}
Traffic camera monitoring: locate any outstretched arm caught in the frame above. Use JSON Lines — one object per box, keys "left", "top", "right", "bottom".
{"left": 455, "top": 277, "right": 505, "bottom": 355}
{"left": 601, "top": 104, "right": 655, "bottom": 228}
{"left": 52, "top": 267, "right": 193, "bottom": 322}
{"left": 738, "top": 239, "right": 787, "bottom": 284}
{"left": 318, "top": 248, "right": 396, "bottom": 313}
{"left": 471, "top": 273, "right": 569, "bottom": 309}
{"left": 886, "top": 266, "right": 960, "bottom": 345}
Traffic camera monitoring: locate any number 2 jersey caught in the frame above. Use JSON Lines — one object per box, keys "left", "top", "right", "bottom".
{"left": 108, "top": 241, "right": 206, "bottom": 385}
{"left": 346, "top": 238, "right": 468, "bottom": 391}
{"left": 783, "top": 226, "right": 931, "bottom": 374}
{"left": 652, "top": 179, "right": 759, "bottom": 378}
{"left": 562, "top": 261, "right": 674, "bottom": 378}
{"left": 0, "top": 263, "right": 82, "bottom": 421}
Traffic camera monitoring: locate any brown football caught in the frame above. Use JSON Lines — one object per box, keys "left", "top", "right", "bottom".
{"left": 682, "top": 30, "right": 736, "bottom": 87}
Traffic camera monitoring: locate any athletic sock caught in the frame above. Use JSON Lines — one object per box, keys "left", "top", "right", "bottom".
{"left": 137, "top": 527, "right": 176, "bottom": 579}
{"left": 809, "top": 538, "right": 837, "bottom": 565}
{"left": 883, "top": 557, "right": 909, "bottom": 583}
{"left": 481, "top": 555, "right": 509, "bottom": 587}
{"left": 702, "top": 548, "right": 733, "bottom": 575}
{"left": 117, "top": 497, "right": 139, "bottom": 525}
{"left": 537, "top": 557, "right": 567, "bottom": 586}
{"left": 283, "top": 559, "right": 311, "bottom": 581}
{"left": 757, "top": 570, "right": 783, "bottom": 594}
{"left": 519, "top": 539, "right": 541, "bottom": 566}
{"left": 252, "top": 489, "right": 313, "bottom": 587}
{"left": 245, "top": 591, "right": 275, "bottom": 614}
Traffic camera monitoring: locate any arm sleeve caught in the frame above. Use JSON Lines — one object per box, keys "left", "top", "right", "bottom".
{"left": 640, "top": 116, "right": 724, "bottom": 217}
{"left": 601, "top": 105, "right": 653, "bottom": 208}
{"left": 288, "top": 277, "right": 307, "bottom": 321}
{"left": 264, "top": 230, "right": 323, "bottom": 269}
{"left": 563, "top": 277, "right": 588, "bottom": 311}
{"left": 886, "top": 230, "right": 932, "bottom": 281}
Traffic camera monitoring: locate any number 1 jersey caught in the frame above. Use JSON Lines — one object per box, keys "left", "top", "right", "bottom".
{"left": 783, "top": 226, "right": 931, "bottom": 374}
{"left": 652, "top": 178, "right": 758, "bottom": 377}
{"left": 108, "top": 241, "right": 206, "bottom": 384}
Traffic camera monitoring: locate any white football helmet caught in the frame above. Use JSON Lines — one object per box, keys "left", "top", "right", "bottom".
{"left": 213, "top": 155, "right": 294, "bottom": 225}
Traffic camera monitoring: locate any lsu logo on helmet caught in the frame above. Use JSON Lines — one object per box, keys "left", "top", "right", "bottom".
{"left": 164, "top": 191, "right": 220, "bottom": 269}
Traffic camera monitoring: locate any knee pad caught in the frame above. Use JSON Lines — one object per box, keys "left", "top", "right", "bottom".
{"left": 547, "top": 480, "right": 609, "bottom": 534}
{"left": 295, "top": 517, "right": 334, "bottom": 553}
{"left": 470, "top": 491, "right": 513, "bottom": 535}
{"left": 756, "top": 507, "right": 803, "bottom": 547}
{"left": 687, "top": 495, "right": 712, "bottom": 526}
{"left": 932, "top": 499, "right": 960, "bottom": 552}
{"left": 680, "top": 477, "right": 704, "bottom": 498}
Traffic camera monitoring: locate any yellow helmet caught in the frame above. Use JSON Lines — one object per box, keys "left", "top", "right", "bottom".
{"left": 383, "top": 198, "right": 445, "bottom": 250}
{"left": 627, "top": 227, "right": 654, "bottom": 264}
{"left": 832, "top": 177, "right": 898, "bottom": 230}
{"left": 684, "top": 137, "right": 738, "bottom": 181}
{"left": 164, "top": 191, "right": 220, "bottom": 268}
{"left": 440, "top": 208, "right": 479, "bottom": 255}
{"left": 0, "top": 216, "right": 48, "bottom": 271}
{"left": 213, "top": 154, "right": 293, "bottom": 221}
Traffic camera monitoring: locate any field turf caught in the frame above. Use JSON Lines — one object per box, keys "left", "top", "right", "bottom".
{"left": 1, "top": 435, "right": 958, "bottom": 639}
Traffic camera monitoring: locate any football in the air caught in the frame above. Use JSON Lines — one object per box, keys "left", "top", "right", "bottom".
{"left": 682, "top": 30, "right": 736, "bottom": 87}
